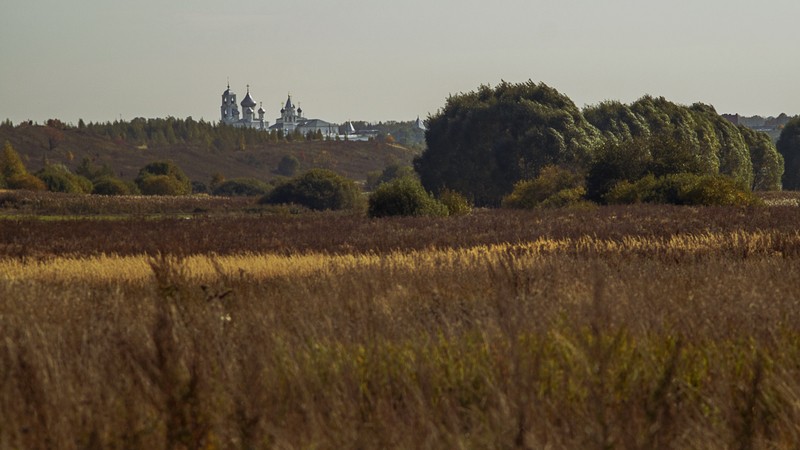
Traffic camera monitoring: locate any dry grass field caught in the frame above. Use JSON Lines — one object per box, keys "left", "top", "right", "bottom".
{"left": 2, "top": 193, "right": 800, "bottom": 448}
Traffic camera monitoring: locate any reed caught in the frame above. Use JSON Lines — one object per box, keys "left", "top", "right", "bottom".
{"left": 2, "top": 227, "right": 800, "bottom": 448}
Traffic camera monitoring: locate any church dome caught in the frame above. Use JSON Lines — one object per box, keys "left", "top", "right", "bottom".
{"left": 241, "top": 91, "right": 257, "bottom": 108}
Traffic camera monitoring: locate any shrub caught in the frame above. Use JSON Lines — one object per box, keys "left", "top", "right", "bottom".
{"left": 92, "top": 176, "right": 134, "bottom": 196}
{"left": 36, "top": 164, "right": 93, "bottom": 194}
{"left": 502, "top": 166, "right": 586, "bottom": 209}
{"left": 192, "top": 181, "right": 209, "bottom": 194}
{"left": 212, "top": 178, "right": 272, "bottom": 197}
{"left": 438, "top": 188, "right": 472, "bottom": 215}
{"left": 606, "top": 173, "right": 760, "bottom": 206}
{"left": 7, "top": 173, "right": 46, "bottom": 191}
{"left": 135, "top": 161, "right": 191, "bottom": 196}
{"left": 681, "top": 174, "right": 761, "bottom": 206}
{"left": 368, "top": 176, "right": 449, "bottom": 218}
{"left": 365, "top": 164, "right": 417, "bottom": 191}
{"left": 138, "top": 175, "right": 189, "bottom": 196}
{"left": 260, "top": 169, "right": 361, "bottom": 211}
{"left": 276, "top": 155, "right": 300, "bottom": 177}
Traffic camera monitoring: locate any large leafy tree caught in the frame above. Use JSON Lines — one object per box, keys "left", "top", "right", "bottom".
{"left": 584, "top": 97, "right": 761, "bottom": 200}
{"left": 415, "top": 81, "right": 602, "bottom": 206}
{"left": 739, "top": 126, "right": 783, "bottom": 191}
{"left": 777, "top": 117, "right": 800, "bottom": 190}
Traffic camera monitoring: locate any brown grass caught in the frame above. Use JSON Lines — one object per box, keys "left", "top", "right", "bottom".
{"left": 3, "top": 197, "right": 800, "bottom": 448}
{"left": 5, "top": 201, "right": 800, "bottom": 258}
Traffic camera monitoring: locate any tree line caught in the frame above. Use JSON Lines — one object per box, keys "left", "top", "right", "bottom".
{"left": 414, "top": 81, "right": 795, "bottom": 207}
{"left": 1, "top": 116, "right": 426, "bottom": 152}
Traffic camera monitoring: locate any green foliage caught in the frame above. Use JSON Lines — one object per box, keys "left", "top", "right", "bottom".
{"left": 36, "top": 164, "right": 93, "bottom": 194}
{"left": 365, "top": 164, "right": 417, "bottom": 191}
{"left": 92, "top": 176, "right": 135, "bottom": 196}
{"left": 135, "top": 161, "right": 192, "bottom": 196}
{"left": 75, "top": 157, "right": 115, "bottom": 182}
{"left": 438, "top": 188, "right": 472, "bottom": 215}
{"left": 368, "top": 176, "right": 449, "bottom": 218}
{"left": 584, "top": 99, "right": 774, "bottom": 201}
{"left": 416, "top": 80, "right": 601, "bottom": 207}
{"left": 260, "top": 169, "right": 362, "bottom": 211}
{"left": 777, "top": 117, "right": 800, "bottom": 190}
{"left": 502, "top": 165, "right": 586, "bottom": 209}
{"left": 606, "top": 173, "right": 760, "bottom": 206}
{"left": 276, "top": 154, "right": 300, "bottom": 177}
{"left": 585, "top": 98, "right": 756, "bottom": 191}
{"left": 738, "top": 126, "right": 783, "bottom": 191}
{"left": 138, "top": 175, "right": 190, "bottom": 196}
{"left": 585, "top": 137, "right": 652, "bottom": 202}
{"left": 211, "top": 178, "right": 272, "bottom": 197}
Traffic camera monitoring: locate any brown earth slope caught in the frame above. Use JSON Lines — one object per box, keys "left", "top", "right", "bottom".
{"left": 0, "top": 124, "right": 420, "bottom": 184}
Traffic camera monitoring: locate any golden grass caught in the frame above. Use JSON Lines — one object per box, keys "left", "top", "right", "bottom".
{"left": 3, "top": 217, "right": 800, "bottom": 448}
{"left": 4, "top": 230, "right": 798, "bottom": 284}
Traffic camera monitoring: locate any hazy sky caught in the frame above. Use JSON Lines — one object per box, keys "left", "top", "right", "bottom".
{"left": 1, "top": 0, "right": 797, "bottom": 125}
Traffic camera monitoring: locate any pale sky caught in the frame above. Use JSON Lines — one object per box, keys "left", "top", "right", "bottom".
{"left": 1, "top": 0, "right": 797, "bottom": 125}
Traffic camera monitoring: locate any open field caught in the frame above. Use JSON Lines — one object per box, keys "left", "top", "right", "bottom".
{"left": 2, "top": 196, "right": 800, "bottom": 448}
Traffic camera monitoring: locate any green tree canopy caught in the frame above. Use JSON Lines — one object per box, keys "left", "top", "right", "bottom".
{"left": 212, "top": 178, "right": 272, "bottom": 197}
{"left": 583, "top": 97, "right": 763, "bottom": 199}
{"left": 92, "top": 176, "right": 135, "bottom": 196}
{"left": 368, "top": 176, "right": 448, "bottom": 218}
{"left": 260, "top": 169, "right": 362, "bottom": 211}
{"left": 415, "top": 81, "right": 602, "bottom": 206}
{"left": 365, "top": 163, "right": 416, "bottom": 191}
{"left": 135, "top": 160, "right": 192, "bottom": 196}
{"left": 276, "top": 154, "right": 300, "bottom": 177}
{"left": 36, "top": 164, "right": 93, "bottom": 193}
{"left": 739, "top": 126, "right": 783, "bottom": 191}
{"left": 777, "top": 117, "right": 800, "bottom": 190}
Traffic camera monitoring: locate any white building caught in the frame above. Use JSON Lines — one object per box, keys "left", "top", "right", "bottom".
{"left": 220, "top": 84, "right": 338, "bottom": 136}
{"left": 269, "top": 94, "right": 338, "bottom": 137}
{"left": 220, "top": 84, "right": 269, "bottom": 130}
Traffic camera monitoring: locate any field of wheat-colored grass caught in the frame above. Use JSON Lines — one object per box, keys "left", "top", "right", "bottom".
{"left": 2, "top": 217, "right": 800, "bottom": 448}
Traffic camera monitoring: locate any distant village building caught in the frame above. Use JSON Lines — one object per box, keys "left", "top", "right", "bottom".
{"left": 220, "top": 84, "right": 269, "bottom": 130}
{"left": 269, "top": 94, "right": 338, "bottom": 137}
{"left": 415, "top": 116, "right": 426, "bottom": 131}
{"left": 219, "top": 83, "right": 426, "bottom": 142}
{"left": 220, "top": 84, "right": 337, "bottom": 136}
{"left": 722, "top": 113, "right": 793, "bottom": 143}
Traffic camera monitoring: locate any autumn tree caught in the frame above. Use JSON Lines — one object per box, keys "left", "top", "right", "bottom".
{"left": 0, "top": 141, "right": 45, "bottom": 190}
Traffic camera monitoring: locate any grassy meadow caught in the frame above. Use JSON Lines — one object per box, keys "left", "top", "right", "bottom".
{"left": 2, "top": 192, "right": 800, "bottom": 448}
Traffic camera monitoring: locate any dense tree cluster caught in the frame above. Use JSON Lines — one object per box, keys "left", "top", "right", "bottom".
{"left": 367, "top": 176, "right": 448, "bottom": 218}
{"left": 415, "top": 81, "right": 602, "bottom": 206}
{"left": 260, "top": 169, "right": 362, "bottom": 211}
{"left": 415, "top": 81, "right": 786, "bottom": 206}
{"left": 1, "top": 117, "right": 323, "bottom": 152}
{"left": 135, "top": 161, "right": 192, "bottom": 196}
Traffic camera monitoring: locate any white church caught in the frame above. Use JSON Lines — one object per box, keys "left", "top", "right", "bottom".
{"left": 220, "top": 84, "right": 338, "bottom": 137}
